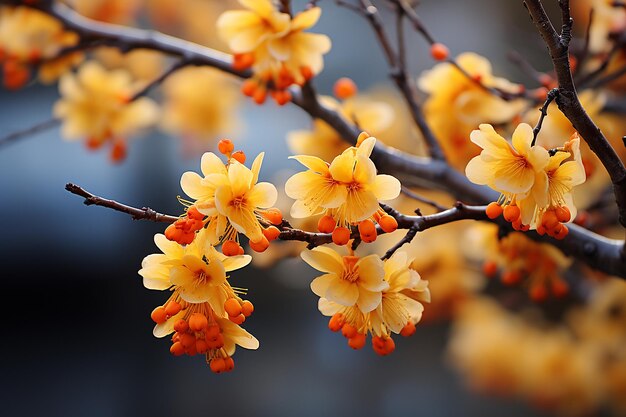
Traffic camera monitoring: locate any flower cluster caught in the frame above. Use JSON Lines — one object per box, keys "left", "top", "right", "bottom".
{"left": 53, "top": 61, "right": 159, "bottom": 162}
{"left": 302, "top": 248, "right": 429, "bottom": 354}
{"left": 0, "top": 6, "right": 81, "bottom": 88}
{"left": 139, "top": 230, "right": 258, "bottom": 373}
{"left": 174, "top": 141, "right": 281, "bottom": 254}
{"left": 286, "top": 133, "right": 401, "bottom": 246}
{"left": 217, "top": 0, "right": 331, "bottom": 105}
{"left": 466, "top": 123, "right": 585, "bottom": 238}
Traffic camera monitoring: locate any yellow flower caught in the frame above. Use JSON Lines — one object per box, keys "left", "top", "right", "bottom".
{"left": 53, "top": 61, "right": 159, "bottom": 159}
{"left": 285, "top": 154, "right": 347, "bottom": 218}
{"left": 161, "top": 66, "right": 240, "bottom": 143}
{"left": 286, "top": 135, "right": 401, "bottom": 228}
{"left": 302, "top": 246, "right": 388, "bottom": 312}
{"left": 180, "top": 152, "right": 229, "bottom": 217}
{"left": 518, "top": 135, "right": 586, "bottom": 228}
{"left": 66, "top": 0, "right": 141, "bottom": 24}
{"left": 217, "top": 0, "right": 290, "bottom": 53}
{"left": 215, "top": 153, "right": 278, "bottom": 243}
{"left": 418, "top": 52, "right": 524, "bottom": 169}
{"left": 94, "top": 47, "right": 166, "bottom": 85}
{"left": 466, "top": 123, "right": 549, "bottom": 197}
{"left": 217, "top": 2, "right": 330, "bottom": 102}
{"left": 0, "top": 6, "right": 80, "bottom": 86}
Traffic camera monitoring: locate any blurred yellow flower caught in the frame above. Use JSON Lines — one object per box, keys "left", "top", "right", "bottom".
{"left": 53, "top": 61, "right": 159, "bottom": 160}
{"left": 418, "top": 52, "right": 524, "bottom": 169}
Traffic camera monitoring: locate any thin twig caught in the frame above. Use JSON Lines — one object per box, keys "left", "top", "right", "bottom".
{"left": 401, "top": 186, "right": 447, "bottom": 212}
{"left": 532, "top": 88, "right": 559, "bottom": 146}
{"left": 0, "top": 118, "right": 60, "bottom": 148}
{"left": 130, "top": 59, "right": 189, "bottom": 101}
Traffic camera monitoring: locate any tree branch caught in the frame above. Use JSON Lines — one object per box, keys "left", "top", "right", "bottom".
{"left": 523, "top": 0, "right": 626, "bottom": 228}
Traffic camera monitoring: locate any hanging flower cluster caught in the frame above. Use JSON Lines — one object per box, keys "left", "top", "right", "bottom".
{"left": 285, "top": 133, "right": 402, "bottom": 246}
{"left": 466, "top": 124, "right": 586, "bottom": 239}
{"left": 139, "top": 229, "right": 258, "bottom": 373}
{"left": 53, "top": 61, "right": 160, "bottom": 162}
{"left": 217, "top": 0, "right": 331, "bottom": 105}
{"left": 0, "top": 5, "right": 82, "bottom": 88}
{"left": 302, "top": 248, "right": 429, "bottom": 355}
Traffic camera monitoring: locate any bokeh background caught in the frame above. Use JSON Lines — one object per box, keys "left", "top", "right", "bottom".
{"left": 0, "top": 1, "right": 586, "bottom": 416}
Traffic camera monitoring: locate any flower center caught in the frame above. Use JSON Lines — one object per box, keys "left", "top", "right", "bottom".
{"left": 194, "top": 269, "right": 211, "bottom": 287}
{"left": 231, "top": 196, "right": 247, "bottom": 209}
{"left": 341, "top": 256, "right": 360, "bottom": 283}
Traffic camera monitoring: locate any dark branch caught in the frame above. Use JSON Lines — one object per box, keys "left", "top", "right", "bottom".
{"left": 0, "top": 118, "right": 60, "bottom": 148}
{"left": 532, "top": 87, "right": 559, "bottom": 145}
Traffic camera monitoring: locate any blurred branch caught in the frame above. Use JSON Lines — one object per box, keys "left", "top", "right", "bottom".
{"left": 0, "top": 118, "right": 60, "bottom": 148}
{"left": 523, "top": 0, "right": 626, "bottom": 228}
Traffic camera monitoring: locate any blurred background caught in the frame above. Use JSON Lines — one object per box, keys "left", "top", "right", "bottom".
{"left": 0, "top": 1, "right": 619, "bottom": 416}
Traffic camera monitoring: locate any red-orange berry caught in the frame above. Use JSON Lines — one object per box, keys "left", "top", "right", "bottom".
{"left": 249, "top": 235, "right": 270, "bottom": 252}
{"left": 318, "top": 215, "right": 336, "bottom": 233}
{"left": 482, "top": 261, "right": 498, "bottom": 278}
{"left": 430, "top": 43, "right": 449, "bottom": 61}
{"left": 189, "top": 313, "right": 208, "bottom": 332}
{"left": 400, "top": 322, "right": 416, "bottom": 337}
{"left": 151, "top": 306, "right": 167, "bottom": 324}
{"left": 332, "top": 227, "right": 351, "bottom": 246}
{"left": 231, "top": 150, "right": 246, "bottom": 164}
{"left": 224, "top": 298, "right": 242, "bottom": 317}
{"left": 241, "top": 300, "right": 254, "bottom": 317}
{"left": 262, "top": 208, "right": 283, "bottom": 225}
{"left": 348, "top": 333, "right": 367, "bottom": 350}
{"left": 263, "top": 226, "right": 281, "bottom": 241}
{"left": 218, "top": 139, "right": 235, "bottom": 155}
{"left": 333, "top": 77, "right": 357, "bottom": 99}
{"left": 328, "top": 313, "right": 344, "bottom": 332}
{"left": 222, "top": 240, "right": 241, "bottom": 257}
{"left": 503, "top": 205, "right": 521, "bottom": 222}
{"left": 485, "top": 202, "right": 503, "bottom": 219}
{"left": 378, "top": 215, "right": 398, "bottom": 233}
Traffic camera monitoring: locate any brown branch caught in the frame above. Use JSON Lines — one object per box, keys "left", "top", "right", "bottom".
{"left": 523, "top": 0, "right": 626, "bottom": 228}
{"left": 130, "top": 59, "right": 189, "bottom": 101}
{"left": 400, "top": 186, "right": 447, "bottom": 212}
{"left": 65, "top": 183, "right": 179, "bottom": 223}
{"left": 532, "top": 87, "right": 559, "bottom": 145}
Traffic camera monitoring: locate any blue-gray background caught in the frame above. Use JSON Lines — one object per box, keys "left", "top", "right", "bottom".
{"left": 0, "top": 1, "right": 560, "bottom": 416}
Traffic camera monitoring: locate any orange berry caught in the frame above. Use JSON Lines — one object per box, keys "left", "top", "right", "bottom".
{"left": 241, "top": 300, "right": 254, "bottom": 317}
{"left": 553, "top": 224, "right": 569, "bottom": 240}
{"left": 180, "top": 333, "right": 196, "bottom": 348}
{"left": 233, "top": 53, "right": 254, "bottom": 70}
{"left": 529, "top": 284, "right": 548, "bottom": 302}
{"left": 173, "top": 319, "right": 188, "bottom": 333}
{"left": 555, "top": 206, "right": 571, "bottom": 223}
{"left": 332, "top": 226, "right": 351, "bottom": 246}
{"left": 164, "top": 300, "right": 181, "bottom": 317}
{"left": 430, "top": 42, "right": 449, "bottom": 61}
{"left": 378, "top": 215, "right": 398, "bottom": 233}
{"left": 218, "top": 139, "right": 235, "bottom": 155}
{"left": 328, "top": 313, "right": 344, "bottom": 332}
{"left": 241, "top": 79, "right": 257, "bottom": 97}
{"left": 341, "top": 323, "right": 358, "bottom": 339}
{"left": 262, "top": 208, "right": 283, "bottom": 225}
{"left": 222, "top": 240, "right": 241, "bottom": 257}
{"left": 170, "top": 342, "right": 185, "bottom": 356}
{"left": 195, "top": 339, "right": 209, "bottom": 354}
{"left": 542, "top": 210, "right": 559, "bottom": 230}
{"left": 164, "top": 223, "right": 181, "bottom": 242}
{"left": 207, "top": 333, "right": 225, "bottom": 349}
{"left": 503, "top": 205, "right": 521, "bottom": 222}
{"left": 383, "top": 337, "right": 395, "bottom": 354}
{"left": 189, "top": 313, "right": 208, "bottom": 332}
{"left": 551, "top": 279, "right": 569, "bottom": 298}
{"left": 300, "top": 66, "right": 314, "bottom": 81}
{"left": 400, "top": 322, "right": 416, "bottom": 337}
{"left": 485, "top": 202, "right": 503, "bottom": 219}
{"left": 348, "top": 333, "right": 367, "bottom": 350}
{"left": 272, "top": 89, "right": 292, "bottom": 106}
{"left": 482, "top": 260, "right": 498, "bottom": 278}
{"left": 210, "top": 358, "right": 226, "bottom": 374}
{"left": 249, "top": 235, "right": 270, "bottom": 252}
{"left": 224, "top": 298, "right": 242, "bottom": 317}
{"left": 263, "top": 226, "right": 281, "bottom": 241}
{"left": 358, "top": 219, "right": 377, "bottom": 241}
{"left": 252, "top": 87, "right": 267, "bottom": 104}
{"left": 231, "top": 150, "right": 246, "bottom": 164}
{"left": 237, "top": 246, "right": 245, "bottom": 255}
{"left": 229, "top": 313, "right": 246, "bottom": 325}
{"left": 206, "top": 325, "right": 221, "bottom": 339}
{"left": 512, "top": 218, "right": 522, "bottom": 231}
{"left": 318, "top": 215, "right": 336, "bottom": 233}
{"left": 187, "top": 206, "right": 204, "bottom": 221}
{"left": 536, "top": 224, "right": 546, "bottom": 236}
{"left": 224, "top": 357, "right": 235, "bottom": 372}
{"left": 501, "top": 270, "right": 522, "bottom": 285}
{"left": 150, "top": 306, "right": 167, "bottom": 324}
{"left": 110, "top": 140, "right": 127, "bottom": 163}
{"left": 333, "top": 77, "right": 357, "bottom": 99}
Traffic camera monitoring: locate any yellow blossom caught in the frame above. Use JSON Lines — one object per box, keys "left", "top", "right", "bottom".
{"left": 418, "top": 52, "right": 525, "bottom": 169}
{"left": 302, "top": 246, "right": 388, "bottom": 312}
{"left": 53, "top": 61, "right": 159, "bottom": 159}
{"left": 161, "top": 66, "right": 240, "bottom": 143}
{"left": 66, "top": 0, "right": 141, "bottom": 24}
{"left": 215, "top": 153, "right": 278, "bottom": 243}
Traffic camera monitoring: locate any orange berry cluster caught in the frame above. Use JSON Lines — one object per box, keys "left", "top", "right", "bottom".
{"left": 318, "top": 210, "right": 398, "bottom": 246}
{"left": 485, "top": 202, "right": 530, "bottom": 232}
{"left": 235, "top": 53, "right": 313, "bottom": 106}
{"left": 535, "top": 206, "right": 571, "bottom": 240}
{"left": 2, "top": 58, "right": 30, "bottom": 90}
{"left": 328, "top": 313, "right": 415, "bottom": 356}
{"left": 168, "top": 312, "right": 235, "bottom": 374}
{"left": 165, "top": 206, "right": 205, "bottom": 245}
{"left": 218, "top": 139, "right": 246, "bottom": 164}
{"left": 224, "top": 297, "right": 254, "bottom": 325}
